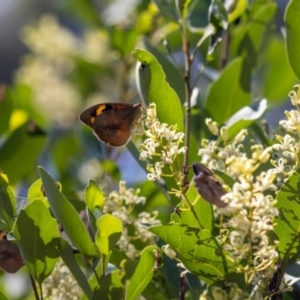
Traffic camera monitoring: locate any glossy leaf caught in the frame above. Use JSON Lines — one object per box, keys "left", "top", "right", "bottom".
{"left": 285, "top": 0, "right": 300, "bottom": 80}
{"left": 274, "top": 169, "right": 300, "bottom": 263}
{"left": 263, "top": 38, "right": 298, "bottom": 102}
{"left": 172, "top": 185, "right": 214, "bottom": 232}
{"left": 144, "top": 39, "right": 185, "bottom": 103}
{"left": 125, "top": 246, "right": 162, "bottom": 300}
{"left": 0, "top": 173, "right": 16, "bottom": 229}
{"left": 95, "top": 214, "right": 122, "bottom": 255}
{"left": 0, "top": 123, "right": 46, "bottom": 184}
{"left": 38, "top": 167, "right": 96, "bottom": 257}
{"left": 13, "top": 200, "right": 60, "bottom": 285}
{"left": 85, "top": 180, "right": 104, "bottom": 234}
{"left": 149, "top": 224, "right": 229, "bottom": 284}
{"left": 60, "top": 238, "right": 93, "bottom": 299}
{"left": 225, "top": 0, "right": 248, "bottom": 23}
{"left": 85, "top": 180, "right": 104, "bottom": 212}
{"left": 27, "top": 179, "right": 49, "bottom": 208}
{"left": 206, "top": 57, "right": 251, "bottom": 124}
{"left": 133, "top": 49, "right": 184, "bottom": 132}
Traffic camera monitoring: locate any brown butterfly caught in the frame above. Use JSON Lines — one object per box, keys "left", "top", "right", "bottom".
{"left": 192, "top": 162, "right": 227, "bottom": 208}
{"left": 79, "top": 102, "right": 143, "bottom": 147}
{"left": 0, "top": 231, "right": 24, "bottom": 273}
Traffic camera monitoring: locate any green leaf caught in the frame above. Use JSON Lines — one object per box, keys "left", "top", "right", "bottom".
{"left": 0, "top": 290, "right": 9, "bottom": 300}
{"left": 95, "top": 214, "right": 122, "bottom": 255}
{"left": 60, "top": 238, "right": 93, "bottom": 299}
{"left": 85, "top": 180, "right": 105, "bottom": 234}
{"left": 225, "top": 0, "right": 248, "bottom": 23}
{"left": 144, "top": 39, "right": 185, "bottom": 103}
{"left": 133, "top": 49, "right": 184, "bottom": 132}
{"left": 12, "top": 200, "right": 60, "bottom": 285}
{"left": 149, "top": 224, "right": 229, "bottom": 284}
{"left": 0, "top": 86, "right": 13, "bottom": 136}
{"left": 172, "top": 185, "right": 214, "bottom": 232}
{"left": 231, "top": 2, "right": 277, "bottom": 68}
{"left": 0, "top": 123, "right": 46, "bottom": 184}
{"left": 108, "top": 26, "right": 138, "bottom": 57}
{"left": 85, "top": 180, "right": 105, "bottom": 212}
{"left": 186, "top": 1, "right": 211, "bottom": 29}
{"left": 27, "top": 179, "right": 49, "bottom": 208}
{"left": 82, "top": 254, "right": 132, "bottom": 300}
{"left": 285, "top": 0, "right": 300, "bottom": 80}
{"left": 125, "top": 246, "right": 162, "bottom": 300}
{"left": 0, "top": 173, "right": 16, "bottom": 229}
{"left": 263, "top": 37, "right": 298, "bottom": 102}
{"left": 90, "top": 269, "right": 125, "bottom": 300}
{"left": 206, "top": 57, "right": 251, "bottom": 124}
{"left": 274, "top": 169, "right": 300, "bottom": 263}
{"left": 142, "top": 281, "right": 169, "bottom": 300}
{"left": 38, "top": 167, "right": 96, "bottom": 257}
{"left": 151, "top": 0, "right": 178, "bottom": 22}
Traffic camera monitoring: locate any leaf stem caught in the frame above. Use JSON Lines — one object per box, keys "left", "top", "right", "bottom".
{"left": 29, "top": 274, "right": 41, "bottom": 300}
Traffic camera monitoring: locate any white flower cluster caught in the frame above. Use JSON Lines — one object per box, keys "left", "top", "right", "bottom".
{"left": 139, "top": 103, "right": 187, "bottom": 181}
{"left": 198, "top": 119, "right": 279, "bottom": 283}
{"left": 103, "top": 181, "right": 161, "bottom": 258}
{"left": 271, "top": 85, "right": 300, "bottom": 179}
{"left": 15, "top": 14, "right": 112, "bottom": 128}
{"left": 42, "top": 259, "right": 82, "bottom": 300}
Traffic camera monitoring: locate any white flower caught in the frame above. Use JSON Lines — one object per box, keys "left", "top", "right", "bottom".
{"left": 205, "top": 118, "right": 219, "bottom": 135}
{"left": 162, "top": 244, "right": 176, "bottom": 259}
{"left": 139, "top": 103, "right": 186, "bottom": 182}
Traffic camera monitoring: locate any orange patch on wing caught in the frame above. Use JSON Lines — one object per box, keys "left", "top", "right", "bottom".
{"left": 0, "top": 231, "right": 7, "bottom": 240}
{"left": 95, "top": 105, "right": 106, "bottom": 116}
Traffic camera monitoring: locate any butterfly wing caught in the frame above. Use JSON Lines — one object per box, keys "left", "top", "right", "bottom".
{"left": 79, "top": 103, "right": 143, "bottom": 147}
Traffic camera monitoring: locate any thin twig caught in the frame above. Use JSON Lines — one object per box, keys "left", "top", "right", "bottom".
{"left": 179, "top": 268, "right": 185, "bottom": 300}
{"left": 181, "top": 22, "right": 192, "bottom": 187}
{"left": 29, "top": 274, "right": 40, "bottom": 300}
{"left": 220, "top": 30, "right": 229, "bottom": 69}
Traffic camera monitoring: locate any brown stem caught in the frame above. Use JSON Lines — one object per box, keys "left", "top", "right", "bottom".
{"left": 181, "top": 25, "right": 192, "bottom": 187}
{"left": 179, "top": 268, "right": 185, "bottom": 300}
{"left": 29, "top": 274, "right": 41, "bottom": 300}
{"left": 220, "top": 30, "right": 229, "bottom": 69}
